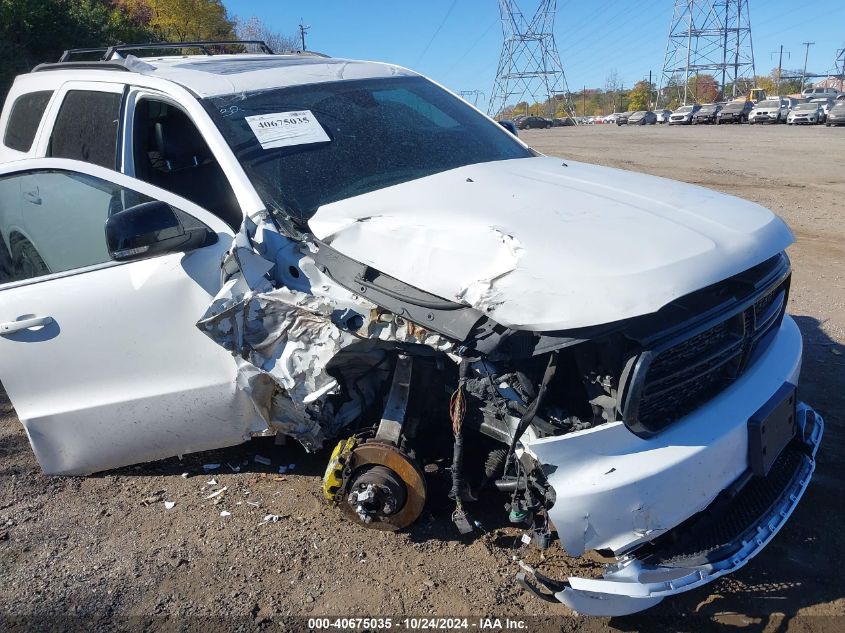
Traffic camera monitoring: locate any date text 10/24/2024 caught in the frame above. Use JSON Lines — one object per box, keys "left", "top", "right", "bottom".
{"left": 307, "top": 618, "right": 528, "bottom": 631}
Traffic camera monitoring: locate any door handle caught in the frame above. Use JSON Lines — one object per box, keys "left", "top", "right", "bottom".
{"left": 0, "top": 316, "right": 53, "bottom": 334}
{"left": 23, "top": 190, "right": 42, "bottom": 205}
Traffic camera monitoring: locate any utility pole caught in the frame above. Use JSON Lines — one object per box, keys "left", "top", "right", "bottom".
{"left": 648, "top": 70, "right": 652, "bottom": 109}
{"left": 771, "top": 45, "right": 790, "bottom": 95}
{"left": 582, "top": 85, "right": 586, "bottom": 116}
{"left": 800, "top": 41, "right": 815, "bottom": 91}
{"left": 298, "top": 19, "right": 310, "bottom": 51}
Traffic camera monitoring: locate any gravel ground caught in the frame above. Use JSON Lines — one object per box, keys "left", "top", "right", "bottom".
{"left": 1, "top": 123, "right": 843, "bottom": 632}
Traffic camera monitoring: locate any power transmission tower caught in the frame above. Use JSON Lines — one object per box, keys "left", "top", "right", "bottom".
{"left": 487, "top": 0, "right": 577, "bottom": 121}
{"left": 459, "top": 90, "right": 486, "bottom": 107}
{"left": 658, "top": 0, "right": 756, "bottom": 107}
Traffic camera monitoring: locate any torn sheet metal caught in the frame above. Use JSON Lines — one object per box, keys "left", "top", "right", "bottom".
{"left": 197, "top": 212, "right": 454, "bottom": 449}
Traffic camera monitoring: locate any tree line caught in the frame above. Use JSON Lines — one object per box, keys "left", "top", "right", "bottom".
{"left": 501, "top": 68, "right": 815, "bottom": 119}
{"left": 0, "top": 0, "right": 295, "bottom": 101}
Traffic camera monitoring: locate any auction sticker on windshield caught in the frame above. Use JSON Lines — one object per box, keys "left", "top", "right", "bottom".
{"left": 245, "top": 110, "right": 330, "bottom": 149}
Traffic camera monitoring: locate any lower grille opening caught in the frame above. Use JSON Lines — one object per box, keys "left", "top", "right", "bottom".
{"left": 634, "top": 443, "right": 809, "bottom": 568}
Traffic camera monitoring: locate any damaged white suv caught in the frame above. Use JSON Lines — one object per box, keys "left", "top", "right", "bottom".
{"left": 0, "top": 43, "right": 823, "bottom": 615}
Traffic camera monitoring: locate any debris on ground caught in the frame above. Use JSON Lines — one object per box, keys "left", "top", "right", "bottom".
{"left": 205, "top": 487, "right": 228, "bottom": 500}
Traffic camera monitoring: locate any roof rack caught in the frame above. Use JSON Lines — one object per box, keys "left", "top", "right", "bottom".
{"left": 58, "top": 40, "right": 275, "bottom": 63}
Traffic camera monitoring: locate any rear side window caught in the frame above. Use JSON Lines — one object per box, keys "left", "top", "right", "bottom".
{"left": 3, "top": 91, "right": 54, "bottom": 152}
{"left": 49, "top": 90, "right": 122, "bottom": 169}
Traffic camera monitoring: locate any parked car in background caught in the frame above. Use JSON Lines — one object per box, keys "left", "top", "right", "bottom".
{"left": 787, "top": 101, "right": 825, "bottom": 125}
{"left": 810, "top": 98, "right": 835, "bottom": 120}
{"left": 517, "top": 116, "right": 552, "bottom": 129}
{"left": 826, "top": 101, "right": 845, "bottom": 126}
{"left": 603, "top": 113, "right": 621, "bottom": 124}
{"left": 656, "top": 109, "right": 673, "bottom": 123}
{"left": 691, "top": 103, "right": 721, "bottom": 124}
{"left": 749, "top": 98, "right": 789, "bottom": 124}
{"left": 616, "top": 111, "right": 633, "bottom": 125}
{"left": 627, "top": 110, "right": 657, "bottom": 125}
{"left": 552, "top": 117, "right": 575, "bottom": 127}
{"left": 802, "top": 86, "right": 840, "bottom": 99}
{"left": 669, "top": 104, "right": 701, "bottom": 124}
{"left": 716, "top": 100, "right": 753, "bottom": 124}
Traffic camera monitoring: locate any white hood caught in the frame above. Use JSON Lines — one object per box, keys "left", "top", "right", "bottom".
{"left": 308, "top": 157, "right": 793, "bottom": 331}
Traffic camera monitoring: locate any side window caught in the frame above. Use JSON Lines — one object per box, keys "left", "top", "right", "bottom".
{"left": 130, "top": 98, "right": 242, "bottom": 230}
{"left": 3, "top": 91, "right": 54, "bottom": 152}
{"left": 49, "top": 90, "right": 122, "bottom": 169}
{"left": 0, "top": 169, "right": 152, "bottom": 286}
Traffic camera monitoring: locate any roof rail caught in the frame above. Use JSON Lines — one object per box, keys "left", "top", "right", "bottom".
{"left": 59, "top": 47, "right": 110, "bottom": 62}
{"left": 56, "top": 40, "right": 274, "bottom": 63}
{"left": 101, "top": 40, "right": 274, "bottom": 60}
{"left": 33, "top": 61, "right": 132, "bottom": 73}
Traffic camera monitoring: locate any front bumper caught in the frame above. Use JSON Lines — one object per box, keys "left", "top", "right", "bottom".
{"left": 521, "top": 315, "right": 822, "bottom": 615}
{"left": 522, "top": 404, "right": 821, "bottom": 615}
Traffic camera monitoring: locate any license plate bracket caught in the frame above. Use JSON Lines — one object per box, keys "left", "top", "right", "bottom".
{"left": 748, "top": 384, "right": 797, "bottom": 477}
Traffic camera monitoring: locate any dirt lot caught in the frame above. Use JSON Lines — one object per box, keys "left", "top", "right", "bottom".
{"left": 1, "top": 124, "right": 843, "bottom": 632}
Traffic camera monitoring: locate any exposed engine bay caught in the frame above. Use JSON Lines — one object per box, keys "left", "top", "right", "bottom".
{"left": 197, "top": 211, "right": 638, "bottom": 539}
{"left": 197, "top": 206, "right": 788, "bottom": 534}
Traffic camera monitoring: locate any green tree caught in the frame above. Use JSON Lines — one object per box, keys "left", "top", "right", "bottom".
{"left": 687, "top": 73, "right": 720, "bottom": 103}
{"left": 142, "top": 0, "right": 234, "bottom": 42}
{"left": 0, "top": 0, "right": 155, "bottom": 101}
{"left": 627, "top": 80, "right": 654, "bottom": 111}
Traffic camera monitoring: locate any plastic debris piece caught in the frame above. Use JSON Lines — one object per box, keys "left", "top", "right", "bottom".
{"left": 164, "top": 501, "right": 176, "bottom": 510}
{"left": 205, "top": 486, "right": 228, "bottom": 500}
{"left": 227, "top": 462, "right": 241, "bottom": 472}
{"left": 261, "top": 514, "right": 283, "bottom": 524}
{"left": 181, "top": 472, "right": 189, "bottom": 479}
{"left": 288, "top": 463, "right": 296, "bottom": 470}
{"left": 206, "top": 478, "right": 218, "bottom": 486}
{"left": 254, "top": 455, "right": 272, "bottom": 466}
{"left": 203, "top": 463, "right": 221, "bottom": 472}
{"left": 246, "top": 501, "right": 261, "bottom": 507}
{"left": 278, "top": 465, "right": 287, "bottom": 474}
{"left": 220, "top": 510, "right": 232, "bottom": 517}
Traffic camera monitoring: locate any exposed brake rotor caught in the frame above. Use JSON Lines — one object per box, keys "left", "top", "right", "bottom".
{"left": 338, "top": 441, "right": 426, "bottom": 531}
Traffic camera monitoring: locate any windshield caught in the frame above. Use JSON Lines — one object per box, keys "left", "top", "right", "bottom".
{"left": 204, "top": 76, "right": 532, "bottom": 222}
{"left": 757, "top": 100, "right": 779, "bottom": 108}
{"left": 794, "top": 103, "right": 818, "bottom": 111}
{"left": 723, "top": 102, "right": 745, "bottom": 111}
{"left": 698, "top": 105, "right": 717, "bottom": 112}
{"left": 832, "top": 103, "right": 845, "bottom": 111}
{"left": 675, "top": 106, "right": 694, "bottom": 113}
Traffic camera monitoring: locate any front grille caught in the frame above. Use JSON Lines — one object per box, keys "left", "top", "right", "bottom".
{"left": 621, "top": 257, "right": 790, "bottom": 436}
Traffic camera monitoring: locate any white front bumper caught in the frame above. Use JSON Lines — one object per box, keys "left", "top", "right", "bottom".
{"left": 520, "top": 315, "right": 822, "bottom": 615}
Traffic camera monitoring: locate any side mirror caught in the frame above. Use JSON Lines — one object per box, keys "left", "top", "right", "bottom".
{"left": 105, "top": 201, "right": 216, "bottom": 262}
{"left": 498, "top": 119, "right": 518, "bottom": 136}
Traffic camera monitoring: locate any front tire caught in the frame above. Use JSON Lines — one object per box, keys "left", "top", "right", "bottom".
{"left": 11, "top": 238, "right": 49, "bottom": 281}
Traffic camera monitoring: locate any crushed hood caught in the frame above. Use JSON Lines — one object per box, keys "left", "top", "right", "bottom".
{"left": 308, "top": 156, "right": 793, "bottom": 331}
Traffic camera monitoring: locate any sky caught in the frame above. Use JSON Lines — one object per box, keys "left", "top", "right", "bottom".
{"left": 225, "top": 0, "right": 844, "bottom": 103}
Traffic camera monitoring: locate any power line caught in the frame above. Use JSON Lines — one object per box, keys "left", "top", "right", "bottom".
{"left": 444, "top": 18, "right": 499, "bottom": 77}
{"left": 418, "top": 0, "right": 460, "bottom": 64}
